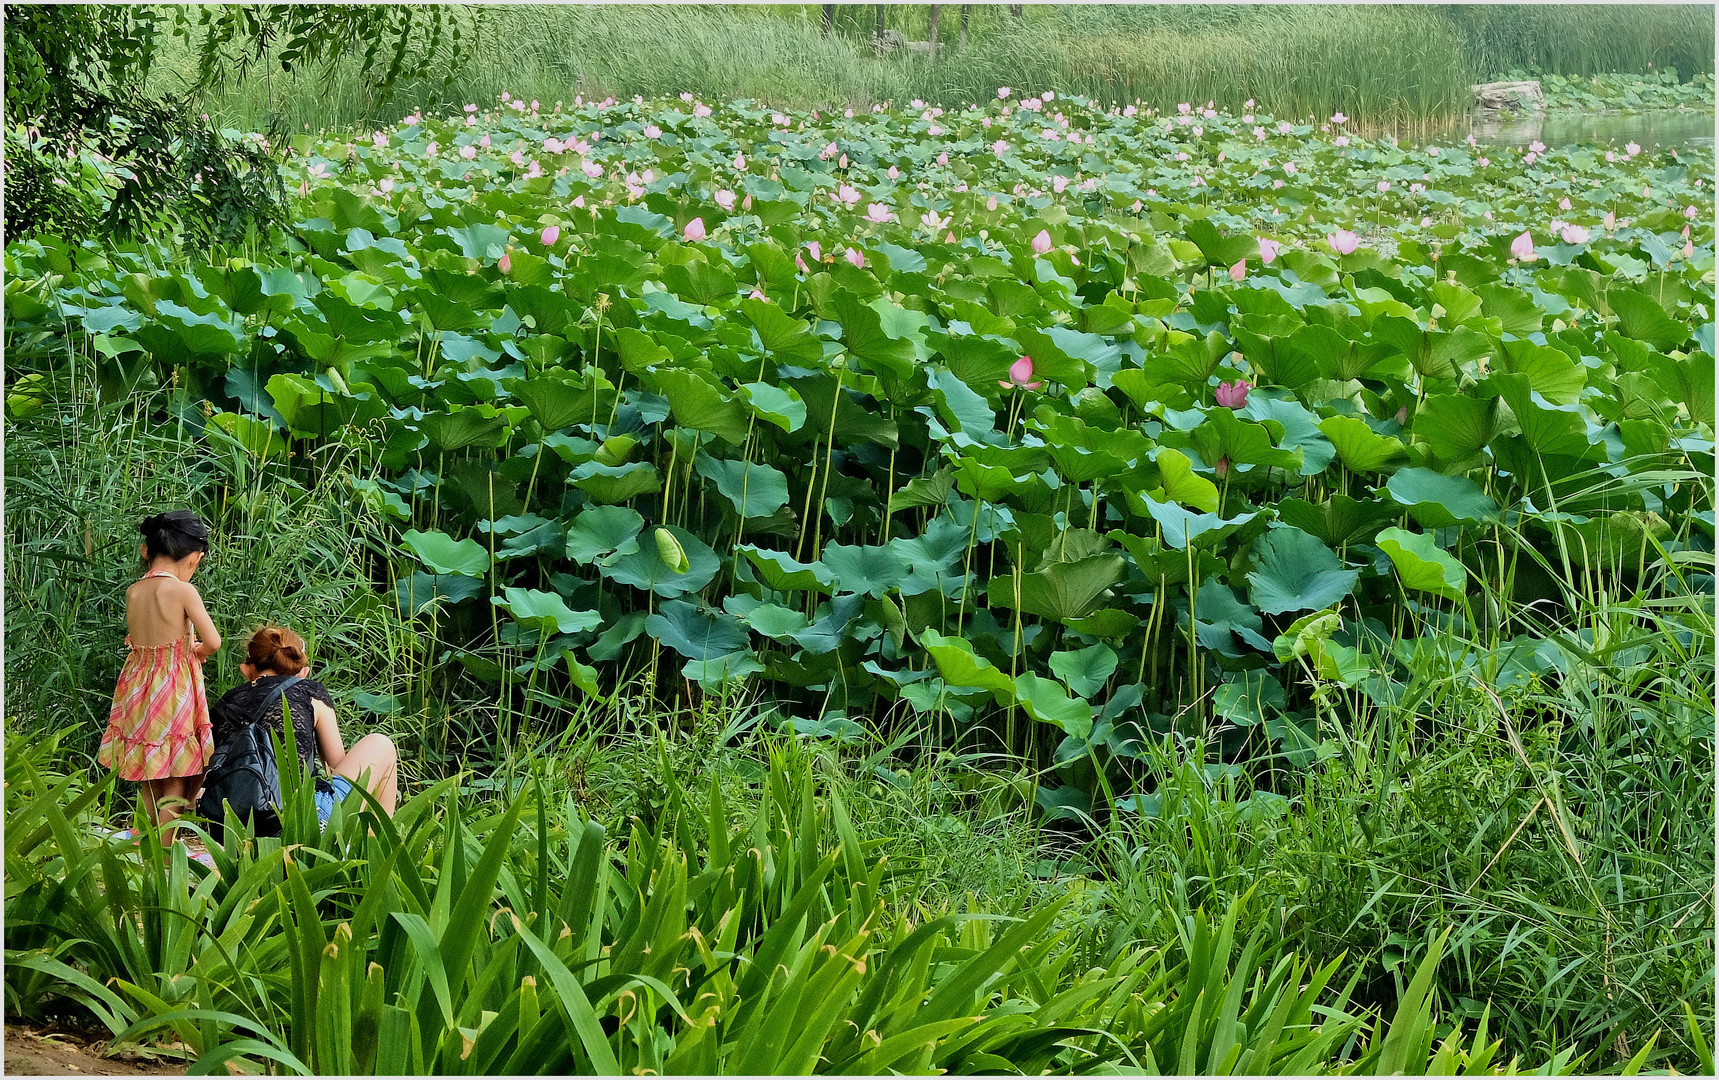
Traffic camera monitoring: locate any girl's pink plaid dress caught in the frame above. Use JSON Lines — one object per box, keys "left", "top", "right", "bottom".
{"left": 96, "top": 570, "right": 214, "bottom": 780}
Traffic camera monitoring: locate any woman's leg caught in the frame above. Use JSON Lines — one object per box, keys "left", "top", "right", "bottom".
{"left": 333, "top": 734, "right": 399, "bottom": 815}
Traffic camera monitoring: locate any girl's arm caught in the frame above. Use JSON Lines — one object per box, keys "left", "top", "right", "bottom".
{"left": 183, "top": 584, "right": 222, "bottom": 659}
{"left": 314, "top": 700, "right": 347, "bottom": 770}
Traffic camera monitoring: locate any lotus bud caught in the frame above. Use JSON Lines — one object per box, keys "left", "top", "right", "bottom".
{"left": 655, "top": 528, "right": 690, "bottom": 574}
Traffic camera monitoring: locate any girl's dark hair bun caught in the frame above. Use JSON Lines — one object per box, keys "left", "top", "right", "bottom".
{"left": 140, "top": 509, "right": 210, "bottom": 562}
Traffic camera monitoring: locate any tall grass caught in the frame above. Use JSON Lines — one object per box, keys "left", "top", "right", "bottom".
{"left": 146, "top": 4, "right": 1712, "bottom": 139}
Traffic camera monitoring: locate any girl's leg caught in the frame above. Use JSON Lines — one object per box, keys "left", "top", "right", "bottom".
{"left": 152, "top": 775, "right": 199, "bottom": 845}
{"left": 333, "top": 734, "right": 399, "bottom": 815}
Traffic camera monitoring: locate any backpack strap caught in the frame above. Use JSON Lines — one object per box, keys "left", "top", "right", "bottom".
{"left": 247, "top": 675, "right": 305, "bottom": 724}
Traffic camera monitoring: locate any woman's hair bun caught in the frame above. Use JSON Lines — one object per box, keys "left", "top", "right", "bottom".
{"left": 247, "top": 624, "right": 308, "bottom": 675}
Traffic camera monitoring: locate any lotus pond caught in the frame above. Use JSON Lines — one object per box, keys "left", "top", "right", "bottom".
{"left": 5, "top": 87, "right": 1715, "bottom": 799}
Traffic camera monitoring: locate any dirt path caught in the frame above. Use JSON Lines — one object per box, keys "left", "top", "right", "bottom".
{"left": 3, "top": 1024, "right": 187, "bottom": 1076}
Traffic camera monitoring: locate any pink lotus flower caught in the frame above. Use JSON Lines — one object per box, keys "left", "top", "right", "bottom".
{"left": 581, "top": 159, "right": 603, "bottom": 178}
{"left": 1420, "top": 216, "right": 1434, "bottom": 226}
{"left": 499, "top": 252, "right": 512, "bottom": 274}
{"left": 1428, "top": 146, "right": 1439, "bottom": 156}
{"left": 986, "top": 196, "right": 999, "bottom": 211}
{"left": 541, "top": 225, "right": 561, "bottom": 246}
{"left": 887, "top": 165, "right": 900, "bottom": 179}
{"left": 865, "top": 203, "right": 893, "bottom": 223}
{"left": 683, "top": 217, "right": 707, "bottom": 242}
{"left": 1560, "top": 224, "right": 1589, "bottom": 244}
{"left": 378, "top": 177, "right": 395, "bottom": 193}
{"left": 936, "top": 152, "right": 949, "bottom": 165}
{"left": 1559, "top": 197, "right": 1572, "bottom": 210}
{"left": 1258, "top": 237, "right": 1280, "bottom": 264}
{"left": 572, "top": 195, "right": 586, "bottom": 209}
{"left": 836, "top": 184, "right": 861, "bottom": 205}
{"left": 733, "top": 152, "right": 746, "bottom": 170}
{"left": 1334, "top": 135, "right": 1350, "bottom": 148}
{"left": 749, "top": 288, "right": 766, "bottom": 300}
{"left": 844, "top": 247, "right": 865, "bottom": 268}
{"left": 821, "top": 141, "right": 838, "bottom": 160}
{"left": 1377, "top": 180, "right": 1390, "bottom": 193}
{"left": 1031, "top": 230, "right": 1053, "bottom": 254}
{"left": 714, "top": 189, "right": 736, "bottom": 211}
{"left": 1229, "top": 259, "right": 1246, "bottom": 282}
{"left": 992, "top": 139, "right": 1009, "bottom": 156}
{"left": 463, "top": 103, "right": 478, "bottom": 113}
{"left": 372, "top": 131, "right": 389, "bottom": 149}
{"left": 807, "top": 241, "right": 822, "bottom": 262}
{"left": 693, "top": 103, "right": 712, "bottom": 118}
{"left": 795, "top": 252, "right": 810, "bottom": 273}
{"left": 425, "top": 140, "right": 439, "bottom": 156}
{"left": 998, "top": 87, "right": 1011, "bottom": 99}
{"left": 1685, "top": 204, "right": 1700, "bottom": 219}
{"left": 1331, "top": 112, "right": 1348, "bottom": 124}
{"left": 1327, "top": 230, "right": 1360, "bottom": 255}
{"left": 922, "top": 210, "right": 944, "bottom": 230}
{"left": 1625, "top": 141, "right": 1641, "bottom": 156}
{"left": 1000, "top": 355, "right": 1043, "bottom": 390}
{"left": 1529, "top": 140, "right": 1546, "bottom": 154}
{"left": 1283, "top": 161, "right": 1297, "bottom": 175}
{"left": 1604, "top": 210, "right": 1616, "bottom": 231}
{"left": 1215, "top": 380, "right": 1250, "bottom": 408}
{"left": 1052, "top": 175, "right": 1069, "bottom": 193}
{"left": 643, "top": 125, "right": 662, "bottom": 139}
{"left": 945, "top": 231, "right": 958, "bottom": 243}
{"left": 1510, "top": 230, "right": 1536, "bottom": 261}
{"left": 460, "top": 145, "right": 478, "bottom": 160}
{"left": 479, "top": 134, "right": 492, "bottom": 148}
{"left": 1682, "top": 239, "right": 1695, "bottom": 259}
{"left": 838, "top": 153, "right": 849, "bottom": 169}
{"left": 1177, "top": 103, "right": 1191, "bottom": 115}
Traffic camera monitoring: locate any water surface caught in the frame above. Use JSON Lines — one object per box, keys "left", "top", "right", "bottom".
{"left": 1464, "top": 109, "right": 1714, "bottom": 156}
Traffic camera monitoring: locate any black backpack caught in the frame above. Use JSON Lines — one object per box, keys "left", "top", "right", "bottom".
{"left": 198, "top": 675, "right": 301, "bottom": 842}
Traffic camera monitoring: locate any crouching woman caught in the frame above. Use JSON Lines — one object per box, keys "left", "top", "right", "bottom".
{"left": 210, "top": 625, "right": 399, "bottom": 823}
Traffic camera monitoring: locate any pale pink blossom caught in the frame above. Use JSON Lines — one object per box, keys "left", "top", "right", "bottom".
{"left": 1331, "top": 112, "right": 1348, "bottom": 124}
{"left": 1215, "top": 380, "right": 1250, "bottom": 408}
{"left": 499, "top": 252, "right": 512, "bottom": 274}
{"left": 998, "top": 86, "right": 1012, "bottom": 99}
{"left": 1560, "top": 224, "right": 1589, "bottom": 244}
{"left": 1031, "top": 229, "right": 1053, "bottom": 254}
{"left": 806, "top": 240, "right": 822, "bottom": 262}
{"left": 992, "top": 139, "right": 1009, "bottom": 155}
{"left": 541, "top": 224, "right": 561, "bottom": 246}
{"left": 1625, "top": 141, "right": 1641, "bottom": 156}
{"left": 1327, "top": 230, "right": 1360, "bottom": 255}
{"left": 936, "top": 152, "right": 949, "bottom": 165}
{"left": 865, "top": 203, "right": 893, "bottom": 223}
{"left": 733, "top": 152, "right": 746, "bottom": 170}
{"left": 1510, "top": 230, "right": 1536, "bottom": 261}
{"left": 1229, "top": 259, "right": 1246, "bottom": 282}
{"left": 1559, "top": 197, "right": 1572, "bottom": 210}
{"left": 714, "top": 189, "right": 736, "bottom": 211}
{"left": 1258, "top": 237, "right": 1280, "bottom": 264}
{"left": 844, "top": 247, "right": 865, "bottom": 268}
{"left": 460, "top": 145, "right": 478, "bottom": 160}
{"left": 1000, "top": 355, "right": 1042, "bottom": 390}
{"left": 683, "top": 217, "right": 707, "bottom": 242}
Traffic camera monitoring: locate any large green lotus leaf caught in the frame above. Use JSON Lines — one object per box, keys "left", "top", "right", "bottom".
{"left": 1153, "top": 448, "right": 1219, "bottom": 512}
{"left": 1416, "top": 393, "right": 1503, "bottom": 464}
{"left": 740, "top": 298, "right": 822, "bottom": 364}
{"left": 682, "top": 652, "right": 763, "bottom": 691}
{"left": 919, "top": 630, "right": 1014, "bottom": 705}
{"left": 647, "top": 598, "right": 750, "bottom": 661}
{"left": 1214, "top": 670, "right": 1287, "bottom": 728}
{"left": 893, "top": 518, "right": 974, "bottom": 597}
{"left": 660, "top": 258, "right": 737, "bottom": 306}
{"left": 569, "top": 462, "right": 663, "bottom": 504}
{"left": 1191, "top": 580, "right": 1273, "bottom": 657}
{"left": 888, "top": 468, "right": 955, "bottom": 513}
{"left": 1246, "top": 526, "right": 1360, "bottom": 616}
{"left": 1046, "top": 444, "right": 1127, "bottom": 485}
{"left": 654, "top": 369, "right": 750, "bottom": 444}
{"left": 834, "top": 293, "right": 925, "bottom": 383}
{"left": 1647, "top": 352, "right": 1716, "bottom": 427}
{"left": 207, "top": 410, "right": 287, "bottom": 462}
{"left": 1498, "top": 339, "right": 1586, "bottom": 406}
{"left": 694, "top": 453, "right": 790, "bottom": 518}
{"left": 1239, "top": 395, "right": 1336, "bottom": 476}
{"left": 737, "top": 382, "right": 807, "bottom": 433}
{"left": 494, "top": 588, "right": 601, "bottom": 636}
{"left": 954, "top": 456, "right": 1025, "bottom": 503}
{"left": 1182, "top": 216, "right": 1259, "bottom": 269}
{"left": 586, "top": 610, "right": 647, "bottom": 662}
{"left": 614, "top": 326, "right": 672, "bottom": 373}
{"left": 1143, "top": 497, "right": 1258, "bottom": 550}
{"left": 266, "top": 373, "right": 384, "bottom": 437}
{"left": 792, "top": 374, "right": 900, "bottom": 449}
{"left": 1050, "top": 644, "right": 1118, "bottom": 699}
{"left": 1276, "top": 495, "right": 1396, "bottom": 547}
{"left": 1370, "top": 316, "right": 1490, "bottom": 381}
{"left": 496, "top": 519, "right": 567, "bottom": 561}
{"left": 1475, "top": 282, "right": 1544, "bottom": 336}
{"left": 736, "top": 545, "right": 837, "bottom": 593}
{"left": 511, "top": 372, "right": 599, "bottom": 432}
{"left": 420, "top": 404, "right": 511, "bottom": 452}
{"left": 314, "top": 290, "right": 406, "bottom": 341}
{"left": 403, "top": 529, "right": 490, "bottom": 577}
{"left": 442, "top": 223, "right": 511, "bottom": 260}
{"left": 421, "top": 265, "right": 504, "bottom": 309}
{"left": 393, "top": 571, "right": 485, "bottom": 619}
{"left": 1384, "top": 468, "right": 1499, "bottom": 528}
{"left": 987, "top": 554, "right": 1126, "bottom": 624}
{"left": 1430, "top": 280, "right": 1483, "bottom": 326}
{"left": 1608, "top": 288, "right": 1690, "bottom": 351}
{"left": 818, "top": 541, "right": 905, "bottom": 598}
{"left": 1189, "top": 410, "right": 1302, "bottom": 474}
{"left": 402, "top": 288, "right": 487, "bottom": 332}
{"left": 602, "top": 524, "right": 718, "bottom": 597}
{"left": 934, "top": 333, "right": 1019, "bottom": 395}
{"left": 1319, "top": 415, "right": 1406, "bottom": 474}
{"left": 928, "top": 367, "right": 1000, "bottom": 441}
{"left": 152, "top": 300, "right": 246, "bottom": 355}
{"left": 1376, "top": 527, "right": 1467, "bottom": 603}
{"left": 1111, "top": 368, "right": 1192, "bottom": 411}
{"left": 1013, "top": 672, "right": 1094, "bottom": 740}
{"left": 565, "top": 506, "right": 644, "bottom": 564}
{"left": 1491, "top": 374, "right": 1596, "bottom": 459}
{"left": 725, "top": 596, "right": 810, "bottom": 640}
{"left": 1234, "top": 325, "right": 1323, "bottom": 390}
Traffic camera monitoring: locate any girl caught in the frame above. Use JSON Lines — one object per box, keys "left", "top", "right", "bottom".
{"left": 98, "top": 511, "right": 221, "bottom": 845}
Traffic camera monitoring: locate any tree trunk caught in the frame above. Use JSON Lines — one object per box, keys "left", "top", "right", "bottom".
{"left": 959, "top": 4, "right": 970, "bottom": 47}
{"left": 1010, "top": 4, "right": 1023, "bottom": 19}
{"left": 821, "top": 3, "right": 833, "bottom": 37}
{"left": 875, "top": 4, "right": 885, "bottom": 40}
{"left": 929, "top": 4, "right": 940, "bottom": 52}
